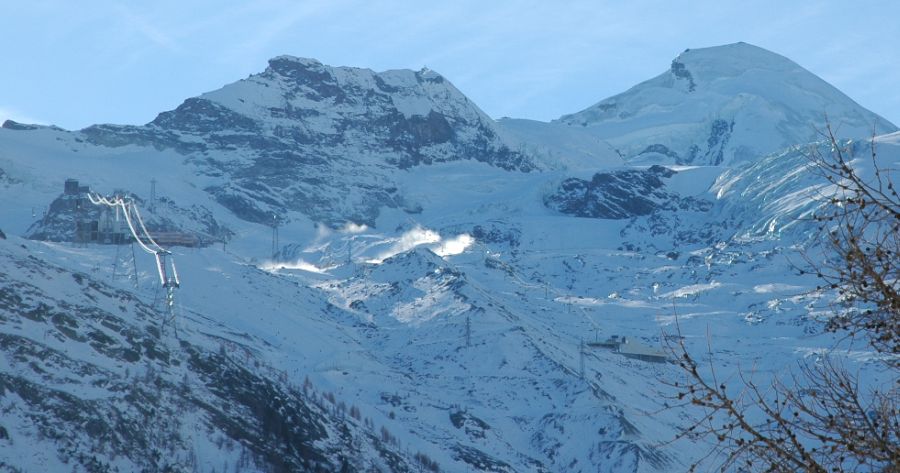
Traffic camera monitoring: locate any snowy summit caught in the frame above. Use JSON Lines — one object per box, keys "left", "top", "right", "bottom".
{"left": 0, "top": 41, "right": 896, "bottom": 472}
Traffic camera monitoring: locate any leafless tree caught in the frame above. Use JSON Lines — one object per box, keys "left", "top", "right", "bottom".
{"left": 802, "top": 123, "right": 899, "bottom": 358}
{"left": 666, "top": 125, "right": 899, "bottom": 472}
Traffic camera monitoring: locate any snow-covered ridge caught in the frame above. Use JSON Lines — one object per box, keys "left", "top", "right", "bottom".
{"left": 64, "top": 55, "right": 535, "bottom": 227}
{"left": 1, "top": 43, "right": 897, "bottom": 473}
{"left": 552, "top": 42, "right": 896, "bottom": 166}
{"left": 0, "top": 235, "right": 434, "bottom": 473}
{"left": 712, "top": 135, "right": 900, "bottom": 239}
{"left": 144, "top": 54, "right": 532, "bottom": 172}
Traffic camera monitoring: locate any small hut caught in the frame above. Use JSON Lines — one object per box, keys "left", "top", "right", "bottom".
{"left": 617, "top": 337, "right": 668, "bottom": 363}
{"left": 588, "top": 334, "right": 622, "bottom": 349}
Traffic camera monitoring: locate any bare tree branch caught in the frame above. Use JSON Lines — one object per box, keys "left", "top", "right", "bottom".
{"left": 664, "top": 123, "right": 899, "bottom": 472}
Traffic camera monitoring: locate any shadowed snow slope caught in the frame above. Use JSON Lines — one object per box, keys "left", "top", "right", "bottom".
{"left": 0, "top": 43, "right": 896, "bottom": 473}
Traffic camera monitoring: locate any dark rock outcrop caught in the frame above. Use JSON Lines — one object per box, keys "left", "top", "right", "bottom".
{"left": 545, "top": 165, "right": 710, "bottom": 219}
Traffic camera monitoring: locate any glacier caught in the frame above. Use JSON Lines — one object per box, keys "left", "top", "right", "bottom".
{"left": 0, "top": 42, "right": 897, "bottom": 472}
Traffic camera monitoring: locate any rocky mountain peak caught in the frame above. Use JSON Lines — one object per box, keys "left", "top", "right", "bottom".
{"left": 267, "top": 54, "right": 324, "bottom": 70}
{"left": 74, "top": 56, "right": 533, "bottom": 227}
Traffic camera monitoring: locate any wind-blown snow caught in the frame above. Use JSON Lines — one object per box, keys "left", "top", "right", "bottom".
{"left": 365, "top": 225, "right": 474, "bottom": 263}
{"left": 1, "top": 44, "right": 897, "bottom": 473}
{"left": 431, "top": 233, "right": 474, "bottom": 257}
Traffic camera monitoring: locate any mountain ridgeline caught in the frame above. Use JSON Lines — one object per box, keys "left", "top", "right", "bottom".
{"left": 0, "top": 42, "right": 897, "bottom": 473}
{"left": 75, "top": 56, "right": 533, "bottom": 226}
{"left": 506, "top": 42, "right": 896, "bottom": 168}
{"left": 4, "top": 43, "right": 896, "bottom": 228}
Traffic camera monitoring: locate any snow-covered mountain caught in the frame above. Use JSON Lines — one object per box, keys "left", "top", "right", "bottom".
{"left": 76, "top": 56, "right": 533, "bottom": 227}
{"left": 1, "top": 43, "right": 897, "bottom": 472}
{"left": 503, "top": 42, "right": 896, "bottom": 168}
{"left": 0, "top": 237, "right": 432, "bottom": 473}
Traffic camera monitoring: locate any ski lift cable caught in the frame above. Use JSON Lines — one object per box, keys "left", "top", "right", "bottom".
{"left": 125, "top": 197, "right": 180, "bottom": 287}
{"left": 88, "top": 193, "right": 173, "bottom": 290}
{"left": 87, "top": 193, "right": 115, "bottom": 207}
{"left": 121, "top": 202, "right": 176, "bottom": 287}
{"left": 88, "top": 192, "right": 163, "bottom": 256}
{"left": 154, "top": 253, "right": 168, "bottom": 286}
{"left": 169, "top": 257, "right": 180, "bottom": 286}
{"left": 119, "top": 201, "right": 159, "bottom": 255}
{"left": 91, "top": 194, "right": 124, "bottom": 208}
{"left": 87, "top": 193, "right": 154, "bottom": 254}
{"left": 87, "top": 192, "right": 181, "bottom": 326}
{"left": 131, "top": 203, "right": 167, "bottom": 254}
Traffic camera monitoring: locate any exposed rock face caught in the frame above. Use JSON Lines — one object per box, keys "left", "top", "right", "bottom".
{"left": 1, "top": 43, "right": 897, "bottom": 473}
{"left": 79, "top": 56, "right": 534, "bottom": 227}
{"left": 669, "top": 59, "right": 696, "bottom": 92}
{"left": 2, "top": 120, "right": 45, "bottom": 131}
{"left": 544, "top": 165, "right": 711, "bottom": 219}
{"left": 25, "top": 183, "right": 229, "bottom": 245}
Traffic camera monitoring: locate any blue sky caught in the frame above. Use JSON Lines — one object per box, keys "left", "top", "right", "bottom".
{"left": 2, "top": 0, "right": 898, "bottom": 130}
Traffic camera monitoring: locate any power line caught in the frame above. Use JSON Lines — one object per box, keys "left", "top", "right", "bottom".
{"left": 271, "top": 214, "right": 280, "bottom": 260}
{"left": 465, "top": 314, "right": 471, "bottom": 348}
{"left": 88, "top": 192, "right": 180, "bottom": 327}
{"left": 579, "top": 338, "right": 585, "bottom": 379}
{"left": 130, "top": 242, "right": 139, "bottom": 288}
{"left": 149, "top": 178, "right": 157, "bottom": 211}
